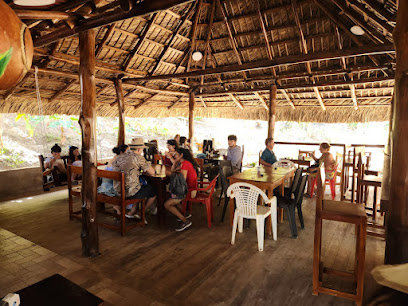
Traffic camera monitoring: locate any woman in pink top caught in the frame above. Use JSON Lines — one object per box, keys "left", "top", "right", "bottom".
{"left": 164, "top": 148, "right": 198, "bottom": 232}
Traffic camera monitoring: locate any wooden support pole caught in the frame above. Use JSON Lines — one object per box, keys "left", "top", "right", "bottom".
{"left": 78, "top": 29, "right": 99, "bottom": 258}
{"left": 189, "top": 91, "right": 195, "bottom": 140}
{"left": 114, "top": 78, "right": 126, "bottom": 146}
{"left": 268, "top": 85, "right": 277, "bottom": 139}
{"left": 385, "top": 1, "right": 408, "bottom": 264}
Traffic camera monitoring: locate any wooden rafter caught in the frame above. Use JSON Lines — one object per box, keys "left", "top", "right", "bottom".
{"left": 331, "top": 0, "right": 385, "bottom": 43}
{"left": 126, "top": 43, "right": 393, "bottom": 82}
{"left": 95, "top": 24, "right": 115, "bottom": 57}
{"left": 33, "top": 0, "right": 195, "bottom": 47}
{"left": 291, "top": 0, "right": 325, "bottom": 110}
{"left": 334, "top": 26, "right": 358, "bottom": 110}
{"left": 122, "top": 13, "right": 159, "bottom": 71}
{"left": 186, "top": 0, "right": 203, "bottom": 79}
{"left": 253, "top": 92, "right": 269, "bottom": 110}
{"left": 314, "top": 0, "right": 381, "bottom": 66}
{"left": 149, "top": 3, "right": 196, "bottom": 76}
{"left": 49, "top": 79, "right": 76, "bottom": 102}
{"left": 347, "top": 0, "right": 394, "bottom": 34}
{"left": 360, "top": 0, "right": 396, "bottom": 23}
{"left": 196, "top": 74, "right": 394, "bottom": 96}
{"left": 200, "top": 0, "right": 216, "bottom": 88}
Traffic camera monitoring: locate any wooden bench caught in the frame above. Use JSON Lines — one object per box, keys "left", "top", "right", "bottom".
{"left": 67, "top": 165, "right": 145, "bottom": 236}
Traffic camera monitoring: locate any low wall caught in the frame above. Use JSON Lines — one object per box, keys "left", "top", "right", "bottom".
{"left": 0, "top": 167, "right": 44, "bottom": 200}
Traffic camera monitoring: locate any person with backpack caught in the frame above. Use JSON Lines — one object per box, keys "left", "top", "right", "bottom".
{"left": 164, "top": 148, "right": 198, "bottom": 232}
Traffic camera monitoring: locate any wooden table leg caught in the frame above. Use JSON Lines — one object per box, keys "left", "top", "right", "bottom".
{"left": 155, "top": 181, "right": 166, "bottom": 228}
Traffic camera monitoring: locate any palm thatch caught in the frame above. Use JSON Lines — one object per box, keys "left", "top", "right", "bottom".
{"left": 1, "top": 0, "right": 397, "bottom": 122}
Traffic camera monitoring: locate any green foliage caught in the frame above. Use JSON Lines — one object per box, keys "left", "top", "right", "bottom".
{"left": 15, "top": 114, "right": 42, "bottom": 137}
{"left": 47, "top": 115, "right": 80, "bottom": 134}
{"left": 0, "top": 47, "right": 13, "bottom": 77}
{"left": 0, "top": 148, "right": 25, "bottom": 168}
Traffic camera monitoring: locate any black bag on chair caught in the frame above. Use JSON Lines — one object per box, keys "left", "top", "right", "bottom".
{"left": 169, "top": 173, "right": 189, "bottom": 199}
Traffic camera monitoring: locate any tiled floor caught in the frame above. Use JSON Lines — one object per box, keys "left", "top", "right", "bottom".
{"left": 0, "top": 228, "right": 160, "bottom": 305}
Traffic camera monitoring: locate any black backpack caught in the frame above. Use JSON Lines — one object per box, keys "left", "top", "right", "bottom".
{"left": 169, "top": 173, "right": 189, "bottom": 199}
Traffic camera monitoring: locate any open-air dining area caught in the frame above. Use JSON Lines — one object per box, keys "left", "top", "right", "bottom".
{"left": 1, "top": 0, "right": 408, "bottom": 305}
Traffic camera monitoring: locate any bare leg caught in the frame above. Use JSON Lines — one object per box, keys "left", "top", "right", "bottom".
{"left": 165, "top": 199, "right": 186, "bottom": 222}
{"left": 127, "top": 196, "right": 156, "bottom": 216}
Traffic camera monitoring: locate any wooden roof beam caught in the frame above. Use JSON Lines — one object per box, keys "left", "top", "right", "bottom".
{"left": 196, "top": 75, "right": 394, "bottom": 97}
{"left": 124, "top": 43, "right": 394, "bottom": 82}
{"left": 122, "top": 13, "right": 159, "bottom": 71}
{"left": 280, "top": 90, "right": 296, "bottom": 110}
{"left": 95, "top": 24, "right": 115, "bottom": 57}
{"left": 3, "top": 73, "right": 32, "bottom": 102}
{"left": 49, "top": 79, "right": 77, "bottom": 102}
{"left": 347, "top": 0, "right": 394, "bottom": 34}
{"left": 331, "top": 0, "right": 386, "bottom": 43}
{"left": 185, "top": 0, "right": 203, "bottom": 83}
{"left": 314, "top": 0, "right": 381, "bottom": 66}
{"left": 168, "top": 96, "right": 185, "bottom": 109}
{"left": 192, "top": 63, "right": 389, "bottom": 88}
{"left": 359, "top": 0, "right": 396, "bottom": 23}
{"left": 34, "top": 0, "right": 195, "bottom": 47}
{"left": 149, "top": 3, "right": 196, "bottom": 75}
{"left": 200, "top": 0, "right": 216, "bottom": 89}
{"left": 292, "top": 0, "right": 325, "bottom": 110}
{"left": 253, "top": 92, "right": 269, "bottom": 110}
{"left": 228, "top": 94, "right": 244, "bottom": 109}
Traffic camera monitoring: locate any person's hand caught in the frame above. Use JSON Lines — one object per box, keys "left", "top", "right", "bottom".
{"left": 223, "top": 155, "right": 227, "bottom": 160}
{"left": 171, "top": 165, "right": 181, "bottom": 174}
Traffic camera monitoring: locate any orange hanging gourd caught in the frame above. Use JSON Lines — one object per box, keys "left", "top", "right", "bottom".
{"left": 0, "top": 0, "right": 33, "bottom": 90}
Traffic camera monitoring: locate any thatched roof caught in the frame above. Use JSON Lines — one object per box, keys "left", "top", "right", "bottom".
{"left": 1, "top": 0, "right": 396, "bottom": 123}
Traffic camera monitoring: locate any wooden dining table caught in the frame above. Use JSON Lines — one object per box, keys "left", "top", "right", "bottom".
{"left": 144, "top": 166, "right": 171, "bottom": 228}
{"left": 289, "top": 157, "right": 313, "bottom": 167}
{"left": 228, "top": 166, "right": 295, "bottom": 236}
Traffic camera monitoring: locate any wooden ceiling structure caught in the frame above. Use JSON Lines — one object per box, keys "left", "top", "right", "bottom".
{"left": 1, "top": 0, "right": 397, "bottom": 122}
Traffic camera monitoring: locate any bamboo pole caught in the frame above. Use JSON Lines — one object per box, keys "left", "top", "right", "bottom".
{"left": 189, "top": 92, "right": 195, "bottom": 140}
{"left": 385, "top": 1, "right": 408, "bottom": 264}
{"left": 268, "top": 85, "right": 277, "bottom": 138}
{"left": 114, "top": 78, "right": 126, "bottom": 146}
{"left": 78, "top": 29, "right": 99, "bottom": 258}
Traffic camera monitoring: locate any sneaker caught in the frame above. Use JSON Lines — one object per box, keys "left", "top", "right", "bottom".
{"left": 175, "top": 220, "right": 192, "bottom": 232}
{"left": 125, "top": 213, "right": 141, "bottom": 220}
{"left": 148, "top": 206, "right": 158, "bottom": 216}
{"left": 144, "top": 219, "right": 148, "bottom": 225}
{"left": 177, "top": 213, "right": 192, "bottom": 221}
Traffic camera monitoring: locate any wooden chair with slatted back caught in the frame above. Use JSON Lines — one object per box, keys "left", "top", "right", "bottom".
{"left": 335, "top": 152, "right": 343, "bottom": 187}
{"left": 258, "top": 150, "right": 263, "bottom": 166}
{"left": 313, "top": 164, "right": 367, "bottom": 306}
{"left": 299, "top": 150, "right": 315, "bottom": 159}
{"left": 239, "top": 145, "right": 245, "bottom": 172}
{"left": 194, "top": 157, "right": 205, "bottom": 182}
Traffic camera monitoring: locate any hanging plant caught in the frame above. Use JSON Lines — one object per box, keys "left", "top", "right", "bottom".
{"left": 0, "top": 47, "right": 12, "bottom": 77}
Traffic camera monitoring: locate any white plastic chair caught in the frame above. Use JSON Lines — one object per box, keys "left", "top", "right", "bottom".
{"left": 227, "top": 182, "right": 277, "bottom": 251}
{"left": 273, "top": 159, "right": 296, "bottom": 168}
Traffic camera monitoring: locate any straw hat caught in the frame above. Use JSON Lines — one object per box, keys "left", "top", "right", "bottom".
{"left": 129, "top": 137, "right": 147, "bottom": 150}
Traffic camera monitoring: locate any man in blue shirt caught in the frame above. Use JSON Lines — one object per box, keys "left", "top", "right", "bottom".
{"left": 260, "top": 138, "right": 277, "bottom": 167}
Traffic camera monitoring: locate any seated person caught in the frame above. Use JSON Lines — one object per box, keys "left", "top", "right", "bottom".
{"left": 67, "top": 146, "right": 82, "bottom": 181}
{"left": 43, "top": 144, "right": 67, "bottom": 180}
{"left": 179, "top": 136, "right": 192, "bottom": 151}
{"left": 174, "top": 134, "right": 181, "bottom": 145}
{"left": 260, "top": 138, "right": 277, "bottom": 167}
{"left": 112, "top": 138, "right": 157, "bottom": 221}
{"left": 163, "top": 139, "right": 179, "bottom": 166}
{"left": 225, "top": 135, "right": 242, "bottom": 173}
{"left": 164, "top": 148, "right": 198, "bottom": 232}
{"left": 307, "top": 142, "right": 336, "bottom": 196}
{"left": 98, "top": 144, "right": 129, "bottom": 215}
{"left": 67, "top": 146, "right": 81, "bottom": 165}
